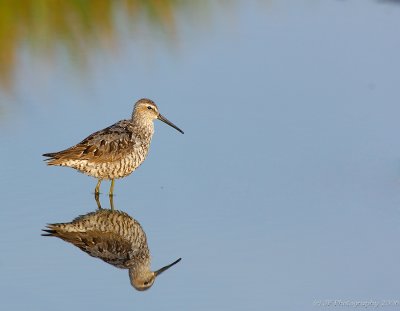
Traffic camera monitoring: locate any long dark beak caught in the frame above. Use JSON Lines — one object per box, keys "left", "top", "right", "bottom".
{"left": 158, "top": 114, "right": 184, "bottom": 134}
{"left": 154, "top": 258, "right": 181, "bottom": 276}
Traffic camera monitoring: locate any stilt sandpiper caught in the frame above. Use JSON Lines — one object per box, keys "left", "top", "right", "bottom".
{"left": 42, "top": 209, "right": 181, "bottom": 291}
{"left": 43, "top": 98, "right": 183, "bottom": 196}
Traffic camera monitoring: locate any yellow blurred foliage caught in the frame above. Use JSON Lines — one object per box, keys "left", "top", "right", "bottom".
{"left": 0, "top": 0, "right": 207, "bottom": 92}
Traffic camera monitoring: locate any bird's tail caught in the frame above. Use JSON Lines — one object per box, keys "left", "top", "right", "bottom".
{"left": 41, "top": 224, "right": 63, "bottom": 237}
{"left": 41, "top": 223, "right": 74, "bottom": 238}
{"left": 42, "top": 151, "right": 68, "bottom": 166}
{"left": 42, "top": 152, "right": 57, "bottom": 158}
{"left": 42, "top": 224, "right": 87, "bottom": 251}
{"left": 41, "top": 229, "right": 57, "bottom": 236}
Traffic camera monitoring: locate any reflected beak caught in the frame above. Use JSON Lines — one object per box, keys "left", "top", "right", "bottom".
{"left": 158, "top": 114, "right": 184, "bottom": 134}
{"left": 154, "top": 258, "right": 182, "bottom": 276}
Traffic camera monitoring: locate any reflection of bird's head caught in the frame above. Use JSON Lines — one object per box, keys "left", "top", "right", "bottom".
{"left": 132, "top": 98, "right": 184, "bottom": 134}
{"left": 131, "top": 271, "right": 156, "bottom": 291}
{"left": 129, "top": 258, "right": 181, "bottom": 291}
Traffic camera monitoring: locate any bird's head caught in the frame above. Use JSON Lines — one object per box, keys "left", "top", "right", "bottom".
{"left": 129, "top": 258, "right": 181, "bottom": 291}
{"left": 133, "top": 98, "right": 184, "bottom": 134}
{"left": 131, "top": 271, "right": 157, "bottom": 291}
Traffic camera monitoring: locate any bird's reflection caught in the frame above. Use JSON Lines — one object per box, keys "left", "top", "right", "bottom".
{"left": 42, "top": 201, "right": 181, "bottom": 291}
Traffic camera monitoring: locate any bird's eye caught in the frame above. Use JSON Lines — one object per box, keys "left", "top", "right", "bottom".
{"left": 147, "top": 106, "right": 152, "bottom": 110}
{"left": 144, "top": 281, "right": 149, "bottom": 285}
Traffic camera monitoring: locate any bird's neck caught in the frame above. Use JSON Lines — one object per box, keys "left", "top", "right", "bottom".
{"left": 131, "top": 115, "right": 154, "bottom": 140}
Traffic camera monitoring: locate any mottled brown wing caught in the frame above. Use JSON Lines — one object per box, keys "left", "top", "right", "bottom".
{"left": 44, "top": 120, "right": 136, "bottom": 163}
{"left": 56, "top": 229, "right": 138, "bottom": 268}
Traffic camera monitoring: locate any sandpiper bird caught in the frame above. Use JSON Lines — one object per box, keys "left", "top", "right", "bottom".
{"left": 42, "top": 209, "right": 181, "bottom": 291}
{"left": 43, "top": 98, "right": 183, "bottom": 196}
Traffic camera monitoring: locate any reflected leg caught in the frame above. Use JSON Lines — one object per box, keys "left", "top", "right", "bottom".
{"left": 95, "top": 192, "right": 102, "bottom": 209}
{"left": 109, "top": 179, "right": 115, "bottom": 197}
{"left": 95, "top": 179, "right": 102, "bottom": 195}
{"left": 109, "top": 194, "right": 115, "bottom": 211}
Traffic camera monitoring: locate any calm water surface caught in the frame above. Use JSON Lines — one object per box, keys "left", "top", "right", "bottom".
{"left": 1, "top": 1, "right": 400, "bottom": 310}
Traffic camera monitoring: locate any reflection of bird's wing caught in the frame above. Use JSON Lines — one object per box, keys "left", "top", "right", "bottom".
{"left": 45, "top": 228, "right": 139, "bottom": 269}
{"left": 43, "top": 120, "right": 138, "bottom": 164}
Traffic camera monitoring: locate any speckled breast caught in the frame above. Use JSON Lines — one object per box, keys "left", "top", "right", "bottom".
{"left": 70, "top": 146, "right": 149, "bottom": 180}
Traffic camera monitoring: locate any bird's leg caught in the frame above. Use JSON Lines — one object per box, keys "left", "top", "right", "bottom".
{"left": 95, "top": 192, "right": 102, "bottom": 209}
{"left": 109, "top": 179, "right": 115, "bottom": 197}
{"left": 95, "top": 179, "right": 102, "bottom": 195}
{"left": 109, "top": 194, "right": 115, "bottom": 211}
